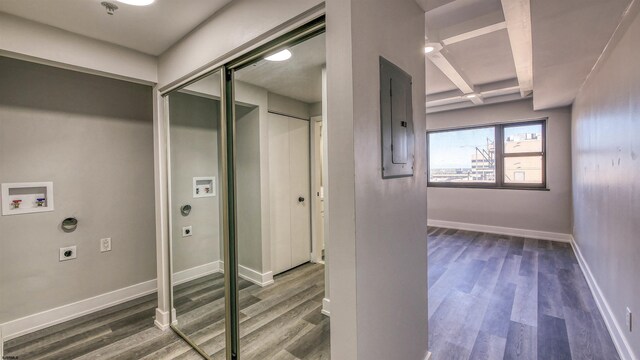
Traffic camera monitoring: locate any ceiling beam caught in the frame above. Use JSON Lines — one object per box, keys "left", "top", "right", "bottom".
{"left": 426, "top": 78, "right": 521, "bottom": 108}
{"left": 427, "top": 93, "right": 528, "bottom": 114}
{"left": 442, "top": 21, "right": 506, "bottom": 45}
{"left": 427, "top": 49, "right": 484, "bottom": 105}
{"left": 417, "top": 0, "right": 457, "bottom": 12}
{"left": 501, "top": 0, "right": 533, "bottom": 97}
{"left": 434, "top": 11, "right": 507, "bottom": 45}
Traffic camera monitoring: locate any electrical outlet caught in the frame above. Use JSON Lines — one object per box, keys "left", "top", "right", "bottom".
{"left": 59, "top": 246, "right": 77, "bottom": 261}
{"left": 100, "top": 238, "right": 112, "bottom": 252}
{"left": 626, "top": 307, "right": 633, "bottom": 332}
{"left": 182, "top": 226, "right": 193, "bottom": 237}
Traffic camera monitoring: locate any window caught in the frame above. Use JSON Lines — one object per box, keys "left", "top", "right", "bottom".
{"left": 427, "top": 120, "right": 546, "bottom": 189}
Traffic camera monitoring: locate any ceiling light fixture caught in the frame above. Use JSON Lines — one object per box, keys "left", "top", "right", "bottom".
{"left": 424, "top": 46, "right": 435, "bottom": 54}
{"left": 117, "top": 0, "right": 155, "bottom": 6}
{"left": 466, "top": 94, "right": 477, "bottom": 99}
{"left": 101, "top": 1, "right": 118, "bottom": 15}
{"left": 265, "top": 49, "right": 292, "bottom": 62}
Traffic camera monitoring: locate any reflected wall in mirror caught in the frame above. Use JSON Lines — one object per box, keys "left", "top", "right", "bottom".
{"left": 168, "top": 70, "right": 228, "bottom": 356}
{"left": 233, "top": 32, "right": 330, "bottom": 359}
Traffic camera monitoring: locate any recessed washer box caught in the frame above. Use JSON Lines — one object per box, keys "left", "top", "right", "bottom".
{"left": 193, "top": 176, "right": 215, "bottom": 198}
{"left": 1, "top": 182, "right": 54, "bottom": 216}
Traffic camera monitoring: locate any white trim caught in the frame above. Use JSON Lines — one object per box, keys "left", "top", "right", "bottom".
{"left": 172, "top": 261, "right": 222, "bottom": 286}
{"left": 0, "top": 279, "right": 157, "bottom": 341}
{"left": 427, "top": 219, "right": 572, "bottom": 242}
{"left": 424, "top": 352, "right": 432, "bottom": 360}
{"left": 322, "top": 298, "right": 331, "bottom": 316}
{"left": 154, "top": 308, "right": 171, "bottom": 331}
{"left": 239, "top": 265, "right": 274, "bottom": 287}
{"left": 570, "top": 236, "right": 636, "bottom": 360}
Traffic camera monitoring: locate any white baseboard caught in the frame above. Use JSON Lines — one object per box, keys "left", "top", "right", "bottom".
{"left": 427, "top": 219, "right": 572, "bottom": 243}
{"left": 570, "top": 236, "right": 636, "bottom": 360}
{"left": 0, "top": 261, "right": 272, "bottom": 346}
{"left": 0, "top": 278, "right": 157, "bottom": 342}
{"left": 239, "top": 265, "right": 274, "bottom": 287}
{"left": 154, "top": 308, "right": 171, "bottom": 331}
{"left": 322, "top": 298, "right": 330, "bottom": 316}
{"left": 172, "top": 261, "right": 221, "bottom": 285}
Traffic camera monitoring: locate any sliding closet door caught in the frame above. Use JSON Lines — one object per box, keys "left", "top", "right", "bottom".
{"left": 167, "top": 69, "right": 229, "bottom": 359}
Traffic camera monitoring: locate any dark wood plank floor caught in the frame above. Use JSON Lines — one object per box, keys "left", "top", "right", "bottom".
{"left": 5, "top": 228, "right": 618, "bottom": 360}
{"left": 3, "top": 263, "right": 329, "bottom": 360}
{"left": 428, "top": 227, "right": 619, "bottom": 360}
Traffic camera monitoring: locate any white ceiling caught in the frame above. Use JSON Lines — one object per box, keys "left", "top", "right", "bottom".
{"left": 426, "top": 0, "right": 633, "bottom": 113}
{"left": 425, "top": 0, "right": 523, "bottom": 112}
{"left": 0, "top": 0, "right": 232, "bottom": 55}
{"left": 235, "top": 33, "right": 326, "bottom": 104}
{"left": 531, "top": 0, "right": 632, "bottom": 109}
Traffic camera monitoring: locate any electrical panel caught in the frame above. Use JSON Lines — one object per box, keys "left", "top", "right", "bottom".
{"left": 380, "top": 57, "right": 415, "bottom": 178}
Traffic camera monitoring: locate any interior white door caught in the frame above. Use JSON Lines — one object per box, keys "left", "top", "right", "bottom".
{"left": 289, "top": 117, "right": 311, "bottom": 268}
{"left": 268, "top": 113, "right": 311, "bottom": 274}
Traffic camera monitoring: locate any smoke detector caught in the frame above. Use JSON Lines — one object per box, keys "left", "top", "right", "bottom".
{"left": 101, "top": 1, "right": 119, "bottom": 15}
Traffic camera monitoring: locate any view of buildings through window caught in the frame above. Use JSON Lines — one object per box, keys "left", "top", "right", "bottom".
{"left": 428, "top": 122, "right": 544, "bottom": 186}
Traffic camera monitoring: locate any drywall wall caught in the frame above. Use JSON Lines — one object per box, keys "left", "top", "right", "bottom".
{"left": 309, "top": 101, "right": 323, "bottom": 117}
{"left": 168, "top": 92, "right": 221, "bottom": 273}
{"left": 427, "top": 99, "right": 573, "bottom": 235}
{"left": 157, "top": 0, "right": 323, "bottom": 88}
{"left": 236, "top": 106, "right": 263, "bottom": 273}
{"left": 0, "top": 57, "right": 155, "bottom": 324}
{"left": 571, "top": 5, "right": 640, "bottom": 358}
{"left": 0, "top": 13, "right": 157, "bottom": 84}
{"left": 326, "top": 0, "right": 428, "bottom": 358}
{"left": 267, "top": 92, "right": 310, "bottom": 119}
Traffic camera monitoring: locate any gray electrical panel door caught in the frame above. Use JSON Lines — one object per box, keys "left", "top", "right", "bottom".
{"left": 380, "top": 56, "right": 414, "bottom": 178}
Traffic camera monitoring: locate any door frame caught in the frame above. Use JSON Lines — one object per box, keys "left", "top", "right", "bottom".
{"left": 310, "top": 115, "right": 324, "bottom": 264}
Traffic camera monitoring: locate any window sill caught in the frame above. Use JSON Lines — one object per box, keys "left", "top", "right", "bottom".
{"left": 427, "top": 184, "right": 550, "bottom": 191}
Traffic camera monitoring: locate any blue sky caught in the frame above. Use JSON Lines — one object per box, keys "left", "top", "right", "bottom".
{"left": 429, "top": 124, "right": 541, "bottom": 169}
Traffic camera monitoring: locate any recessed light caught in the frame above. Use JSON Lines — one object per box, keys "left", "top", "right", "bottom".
{"left": 265, "top": 49, "right": 292, "bottom": 62}
{"left": 117, "top": 0, "right": 155, "bottom": 6}
{"left": 424, "top": 46, "right": 435, "bottom": 54}
{"left": 466, "top": 94, "right": 477, "bottom": 98}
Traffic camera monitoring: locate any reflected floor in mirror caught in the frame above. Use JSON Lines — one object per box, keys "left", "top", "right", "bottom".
{"left": 174, "top": 262, "right": 329, "bottom": 360}
{"left": 3, "top": 263, "right": 329, "bottom": 360}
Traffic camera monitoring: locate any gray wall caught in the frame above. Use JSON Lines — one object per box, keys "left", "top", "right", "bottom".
{"left": 236, "top": 107, "right": 263, "bottom": 272}
{"left": 571, "top": 7, "right": 640, "bottom": 357}
{"left": 267, "top": 92, "right": 310, "bottom": 120}
{"left": 427, "top": 99, "right": 573, "bottom": 235}
{"left": 326, "top": 0, "right": 428, "bottom": 358}
{"left": 0, "top": 57, "right": 155, "bottom": 323}
{"left": 168, "top": 92, "right": 221, "bottom": 273}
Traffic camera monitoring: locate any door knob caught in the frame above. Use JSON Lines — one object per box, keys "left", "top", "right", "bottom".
{"left": 298, "top": 196, "right": 305, "bottom": 203}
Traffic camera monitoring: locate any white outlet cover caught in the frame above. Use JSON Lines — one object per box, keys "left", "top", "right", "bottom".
{"left": 182, "top": 226, "right": 193, "bottom": 237}
{"left": 59, "top": 246, "right": 77, "bottom": 261}
{"left": 100, "top": 238, "right": 112, "bottom": 252}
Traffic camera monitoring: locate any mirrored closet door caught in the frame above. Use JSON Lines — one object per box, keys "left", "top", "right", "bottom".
{"left": 164, "top": 16, "right": 328, "bottom": 360}
{"left": 229, "top": 29, "right": 330, "bottom": 360}
{"left": 166, "top": 69, "right": 230, "bottom": 358}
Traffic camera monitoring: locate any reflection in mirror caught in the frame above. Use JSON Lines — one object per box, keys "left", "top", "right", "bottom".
{"left": 234, "top": 32, "right": 330, "bottom": 359}
{"left": 168, "top": 70, "right": 227, "bottom": 356}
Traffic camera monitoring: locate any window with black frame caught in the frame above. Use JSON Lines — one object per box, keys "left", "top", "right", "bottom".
{"left": 427, "top": 120, "right": 547, "bottom": 189}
